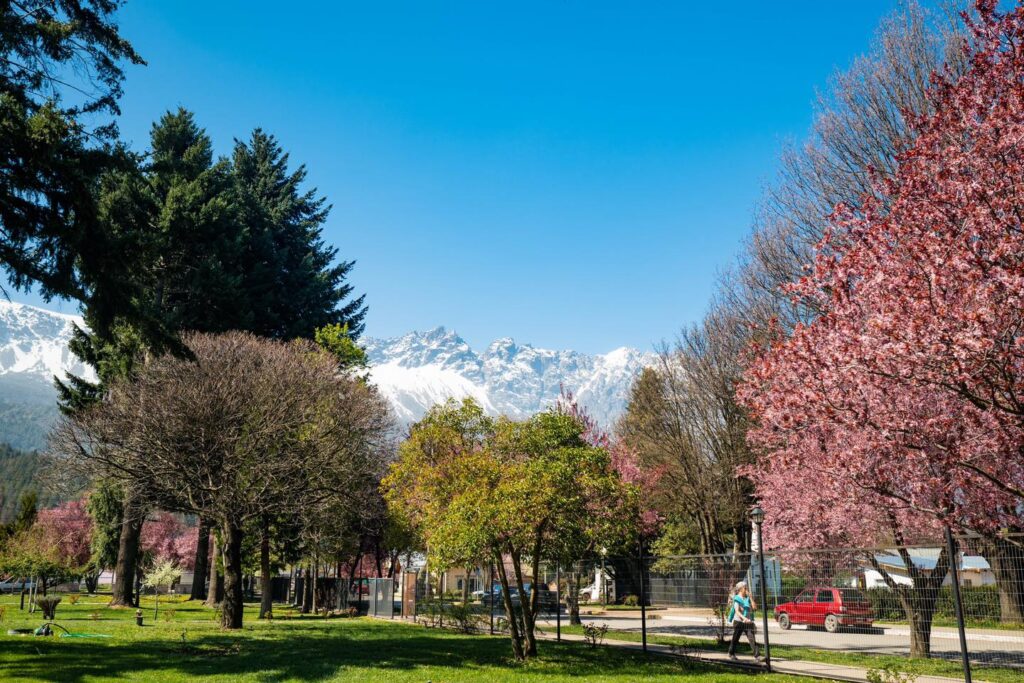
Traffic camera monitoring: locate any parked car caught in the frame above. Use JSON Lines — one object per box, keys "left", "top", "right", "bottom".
{"left": 774, "top": 587, "right": 874, "bottom": 632}
{"left": 0, "top": 579, "right": 34, "bottom": 594}
{"left": 481, "top": 583, "right": 557, "bottom": 611}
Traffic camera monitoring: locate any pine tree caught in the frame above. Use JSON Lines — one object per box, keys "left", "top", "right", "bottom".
{"left": 58, "top": 109, "right": 246, "bottom": 607}
{"left": 232, "top": 129, "right": 366, "bottom": 340}
{"left": 0, "top": 1, "right": 145, "bottom": 335}
{"left": 60, "top": 114, "right": 371, "bottom": 606}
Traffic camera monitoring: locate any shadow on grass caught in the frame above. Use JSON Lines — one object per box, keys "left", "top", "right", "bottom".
{"left": 0, "top": 620, "right": 712, "bottom": 682}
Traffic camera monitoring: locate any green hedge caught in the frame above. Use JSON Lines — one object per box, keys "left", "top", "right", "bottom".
{"left": 865, "top": 585, "right": 1001, "bottom": 622}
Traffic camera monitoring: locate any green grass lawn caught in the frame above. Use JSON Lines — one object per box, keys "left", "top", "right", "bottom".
{"left": 555, "top": 623, "right": 1020, "bottom": 683}
{"left": 0, "top": 593, "right": 811, "bottom": 682}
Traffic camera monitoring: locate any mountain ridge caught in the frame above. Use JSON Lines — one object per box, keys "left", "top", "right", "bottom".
{"left": 0, "top": 303, "right": 651, "bottom": 448}
{"left": 365, "top": 326, "right": 651, "bottom": 426}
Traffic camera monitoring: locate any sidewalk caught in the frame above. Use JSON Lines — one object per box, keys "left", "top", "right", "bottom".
{"left": 534, "top": 630, "right": 974, "bottom": 683}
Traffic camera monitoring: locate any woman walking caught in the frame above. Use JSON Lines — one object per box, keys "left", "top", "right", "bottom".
{"left": 727, "top": 581, "right": 761, "bottom": 660}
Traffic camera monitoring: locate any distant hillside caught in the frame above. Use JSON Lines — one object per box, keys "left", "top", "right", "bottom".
{"left": 0, "top": 443, "right": 59, "bottom": 523}
{"left": 0, "top": 398, "right": 58, "bottom": 451}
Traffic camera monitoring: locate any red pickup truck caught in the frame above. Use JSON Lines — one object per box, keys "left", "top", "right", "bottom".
{"left": 774, "top": 587, "right": 874, "bottom": 632}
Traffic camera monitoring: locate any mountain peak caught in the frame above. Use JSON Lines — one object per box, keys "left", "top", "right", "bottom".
{"left": 0, "top": 301, "right": 654, "bottom": 448}
{"left": 366, "top": 328, "right": 653, "bottom": 426}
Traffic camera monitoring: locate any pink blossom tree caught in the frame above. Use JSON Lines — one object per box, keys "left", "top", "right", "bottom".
{"left": 142, "top": 512, "right": 197, "bottom": 569}
{"left": 2, "top": 500, "right": 96, "bottom": 595}
{"left": 740, "top": 1, "right": 1024, "bottom": 654}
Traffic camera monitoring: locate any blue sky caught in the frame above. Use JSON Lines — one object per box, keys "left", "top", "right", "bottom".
{"left": 12, "top": 1, "right": 906, "bottom": 353}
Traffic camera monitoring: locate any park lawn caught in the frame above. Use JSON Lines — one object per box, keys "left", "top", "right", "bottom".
{"left": 555, "top": 623, "right": 1019, "bottom": 683}
{"left": 0, "top": 594, "right": 810, "bottom": 683}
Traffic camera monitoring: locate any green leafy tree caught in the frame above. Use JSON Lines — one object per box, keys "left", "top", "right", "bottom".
{"left": 315, "top": 323, "right": 368, "bottom": 370}
{"left": 86, "top": 481, "right": 123, "bottom": 577}
{"left": 142, "top": 559, "right": 182, "bottom": 621}
{"left": 0, "top": 491, "right": 38, "bottom": 542}
{"left": 384, "top": 400, "right": 636, "bottom": 660}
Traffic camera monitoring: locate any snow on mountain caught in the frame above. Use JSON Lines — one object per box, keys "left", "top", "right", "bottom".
{"left": 365, "top": 327, "right": 652, "bottom": 427}
{"left": 0, "top": 302, "right": 651, "bottom": 448}
{"left": 0, "top": 301, "right": 96, "bottom": 450}
{"left": 0, "top": 301, "right": 94, "bottom": 394}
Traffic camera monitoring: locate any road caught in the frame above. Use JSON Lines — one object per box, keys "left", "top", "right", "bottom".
{"left": 537, "top": 610, "right": 1024, "bottom": 667}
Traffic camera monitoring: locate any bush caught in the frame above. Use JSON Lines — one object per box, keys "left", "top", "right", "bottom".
{"left": 622, "top": 595, "right": 639, "bottom": 607}
{"left": 582, "top": 622, "right": 609, "bottom": 648}
{"left": 67, "top": 594, "right": 80, "bottom": 606}
{"left": 867, "top": 664, "right": 919, "bottom": 683}
{"left": 865, "top": 585, "right": 1001, "bottom": 623}
{"left": 780, "top": 576, "right": 808, "bottom": 603}
{"left": 35, "top": 596, "right": 62, "bottom": 620}
{"left": 418, "top": 598, "right": 486, "bottom": 633}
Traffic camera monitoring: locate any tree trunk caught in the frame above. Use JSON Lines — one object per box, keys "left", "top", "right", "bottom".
{"left": 347, "top": 538, "right": 365, "bottom": 596}
{"left": 190, "top": 519, "right": 212, "bottom": 600}
{"left": 205, "top": 533, "right": 222, "bottom": 608}
{"left": 312, "top": 561, "right": 320, "bottom": 613}
{"left": 259, "top": 524, "right": 273, "bottom": 619}
{"left": 110, "top": 493, "right": 144, "bottom": 607}
{"left": 220, "top": 522, "right": 245, "bottom": 629}
{"left": 494, "top": 550, "right": 525, "bottom": 661}
{"left": 83, "top": 570, "right": 99, "bottom": 594}
{"left": 877, "top": 546, "right": 948, "bottom": 658}
{"left": 907, "top": 603, "right": 935, "bottom": 657}
{"left": 301, "top": 563, "right": 313, "bottom": 613}
{"left": 567, "top": 569, "right": 581, "bottom": 625}
{"left": 983, "top": 535, "right": 1024, "bottom": 624}
{"left": 462, "top": 567, "right": 471, "bottom": 604}
{"left": 510, "top": 547, "right": 537, "bottom": 657}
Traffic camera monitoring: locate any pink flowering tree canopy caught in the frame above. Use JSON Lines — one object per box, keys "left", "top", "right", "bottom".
{"left": 741, "top": 0, "right": 1024, "bottom": 549}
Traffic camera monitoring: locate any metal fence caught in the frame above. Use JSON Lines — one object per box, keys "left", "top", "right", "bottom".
{"left": 366, "top": 578, "right": 395, "bottom": 619}
{"left": 402, "top": 534, "right": 1024, "bottom": 680}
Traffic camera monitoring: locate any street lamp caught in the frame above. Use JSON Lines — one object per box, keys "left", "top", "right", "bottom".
{"left": 599, "top": 547, "right": 608, "bottom": 607}
{"left": 750, "top": 505, "right": 765, "bottom": 527}
{"left": 750, "top": 506, "right": 771, "bottom": 671}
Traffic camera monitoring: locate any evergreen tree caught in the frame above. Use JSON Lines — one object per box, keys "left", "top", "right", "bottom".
{"left": 58, "top": 109, "right": 246, "bottom": 606}
{"left": 232, "top": 129, "right": 366, "bottom": 340}
{"left": 60, "top": 113, "right": 370, "bottom": 606}
{"left": 0, "top": 1, "right": 145, "bottom": 335}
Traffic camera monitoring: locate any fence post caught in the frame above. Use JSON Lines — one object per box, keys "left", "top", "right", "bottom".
{"left": 945, "top": 527, "right": 973, "bottom": 683}
{"left": 751, "top": 508, "right": 772, "bottom": 672}
{"left": 555, "top": 563, "right": 561, "bottom": 642}
{"left": 639, "top": 540, "right": 648, "bottom": 653}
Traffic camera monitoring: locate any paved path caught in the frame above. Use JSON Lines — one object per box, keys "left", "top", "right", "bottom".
{"left": 534, "top": 630, "right": 977, "bottom": 683}
{"left": 546, "top": 610, "right": 1024, "bottom": 667}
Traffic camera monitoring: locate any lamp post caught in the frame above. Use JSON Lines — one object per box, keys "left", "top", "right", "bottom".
{"left": 600, "top": 547, "right": 608, "bottom": 607}
{"left": 944, "top": 526, "right": 972, "bottom": 683}
{"left": 750, "top": 505, "right": 772, "bottom": 672}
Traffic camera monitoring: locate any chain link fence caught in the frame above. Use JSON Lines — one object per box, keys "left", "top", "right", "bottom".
{"left": 397, "top": 534, "right": 1024, "bottom": 679}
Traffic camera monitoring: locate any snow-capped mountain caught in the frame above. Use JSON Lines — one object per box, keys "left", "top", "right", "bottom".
{"left": 0, "top": 301, "right": 95, "bottom": 450}
{"left": 0, "top": 301, "right": 93, "bottom": 389}
{"left": 0, "top": 301, "right": 651, "bottom": 449}
{"left": 365, "top": 327, "right": 652, "bottom": 426}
